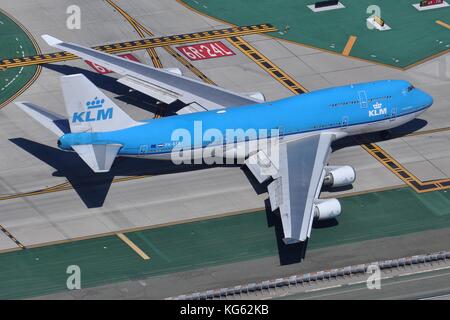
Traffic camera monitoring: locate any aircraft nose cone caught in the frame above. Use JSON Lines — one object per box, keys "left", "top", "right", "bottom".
{"left": 424, "top": 92, "right": 433, "bottom": 108}
{"left": 418, "top": 89, "right": 433, "bottom": 109}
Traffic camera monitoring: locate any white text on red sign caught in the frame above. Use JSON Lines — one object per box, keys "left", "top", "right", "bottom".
{"left": 176, "top": 41, "right": 235, "bottom": 61}
{"left": 85, "top": 53, "right": 140, "bottom": 74}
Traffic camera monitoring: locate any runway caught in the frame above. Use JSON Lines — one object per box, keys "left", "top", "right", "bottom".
{"left": 0, "top": 0, "right": 449, "bottom": 299}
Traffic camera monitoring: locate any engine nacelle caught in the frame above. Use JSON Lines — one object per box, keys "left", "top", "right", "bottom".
{"left": 314, "top": 199, "right": 341, "bottom": 221}
{"left": 323, "top": 165, "right": 356, "bottom": 188}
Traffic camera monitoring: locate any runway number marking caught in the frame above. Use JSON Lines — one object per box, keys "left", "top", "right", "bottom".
{"left": 177, "top": 41, "right": 235, "bottom": 61}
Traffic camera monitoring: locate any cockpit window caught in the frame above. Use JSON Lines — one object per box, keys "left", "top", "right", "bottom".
{"left": 407, "top": 85, "right": 415, "bottom": 92}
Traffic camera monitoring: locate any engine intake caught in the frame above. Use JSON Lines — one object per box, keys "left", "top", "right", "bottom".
{"left": 323, "top": 165, "right": 356, "bottom": 188}
{"left": 314, "top": 199, "right": 341, "bottom": 220}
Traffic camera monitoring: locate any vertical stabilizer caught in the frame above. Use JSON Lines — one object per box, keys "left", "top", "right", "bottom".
{"left": 60, "top": 74, "right": 141, "bottom": 133}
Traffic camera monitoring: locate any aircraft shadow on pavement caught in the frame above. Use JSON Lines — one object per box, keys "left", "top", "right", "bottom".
{"left": 43, "top": 64, "right": 170, "bottom": 115}
{"left": 9, "top": 138, "right": 212, "bottom": 208}
{"left": 332, "top": 118, "right": 428, "bottom": 152}
{"left": 264, "top": 199, "right": 308, "bottom": 265}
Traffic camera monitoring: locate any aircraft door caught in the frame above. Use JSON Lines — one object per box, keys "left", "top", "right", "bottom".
{"left": 277, "top": 126, "right": 284, "bottom": 140}
{"left": 341, "top": 116, "right": 349, "bottom": 128}
{"left": 139, "top": 144, "right": 148, "bottom": 157}
{"left": 390, "top": 107, "right": 397, "bottom": 121}
{"left": 358, "top": 91, "right": 368, "bottom": 109}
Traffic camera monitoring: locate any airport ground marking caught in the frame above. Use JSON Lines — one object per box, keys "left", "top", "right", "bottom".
{"left": 106, "top": 0, "right": 163, "bottom": 69}
{"left": 362, "top": 142, "right": 450, "bottom": 193}
{"left": 227, "top": 36, "right": 308, "bottom": 94}
{"left": 0, "top": 8, "right": 42, "bottom": 111}
{"left": 0, "top": 24, "right": 277, "bottom": 70}
{"left": 0, "top": 224, "right": 25, "bottom": 249}
{"left": 436, "top": 20, "right": 450, "bottom": 30}
{"left": 176, "top": 0, "right": 450, "bottom": 71}
{"left": 129, "top": 15, "right": 217, "bottom": 85}
{"left": 342, "top": 36, "right": 357, "bottom": 56}
{"left": 106, "top": 0, "right": 168, "bottom": 118}
{"left": 116, "top": 232, "right": 150, "bottom": 260}
{"left": 0, "top": 175, "right": 151, "bottom": 201}
{"left": 106, "top": 0, "right": 218, "bottom": 118}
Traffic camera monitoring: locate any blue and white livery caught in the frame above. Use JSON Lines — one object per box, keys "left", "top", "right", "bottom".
{"left": 14, "top": 35, "right": 433, "bottom": 245}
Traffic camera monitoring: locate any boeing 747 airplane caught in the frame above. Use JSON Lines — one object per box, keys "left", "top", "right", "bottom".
{"left": 14, "top": 35, "right": 433, "bottom": 244}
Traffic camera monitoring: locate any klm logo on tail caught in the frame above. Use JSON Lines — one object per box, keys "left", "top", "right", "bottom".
{"left": 72, "top": 98, "right": 113, "bottom": 123}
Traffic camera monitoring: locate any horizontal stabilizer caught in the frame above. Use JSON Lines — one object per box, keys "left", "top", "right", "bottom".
{"left": 15, "top": 102, "right": 69, "bottom": 136}
{"left": 72, "top": 144, "right": 122, "bottom": 173}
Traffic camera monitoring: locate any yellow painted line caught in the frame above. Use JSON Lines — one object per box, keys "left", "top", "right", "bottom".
{"left": 117, "top": 233, "right": 150, "bottom": 260}
{"left": 361, "top": 142, "right": 450, "bottom": 193}
{"left": 342, "top": 36, "right": 357, "bottom": 56}
{"left": 106, "top": 0, "right": 163, "bottom": 69}
{"left": 0, "top": 24, "right": 276, "bottom": 70}
{"left": 228, "top": 36, "right": 308, "bottom": 94}
{"left": 436, "top": 20, "right": 450, "bottom": 29}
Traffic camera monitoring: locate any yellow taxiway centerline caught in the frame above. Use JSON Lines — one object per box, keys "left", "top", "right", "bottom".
{"left": 117, "top": 233, "right": 150, "bottom": 260}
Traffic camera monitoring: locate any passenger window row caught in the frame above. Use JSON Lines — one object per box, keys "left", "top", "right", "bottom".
{"left": 330, "top": 100, "right": 359, "bottom": 107}
{"left": 368, "top": 96, "right": 392, "bottom": 102}
{"left": 313, "top": 122, "right": 343, "bottom": 129}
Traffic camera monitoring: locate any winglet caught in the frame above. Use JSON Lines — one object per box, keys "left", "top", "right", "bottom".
{"left": 41, "top": 34, "right": 63, "bottom": 47}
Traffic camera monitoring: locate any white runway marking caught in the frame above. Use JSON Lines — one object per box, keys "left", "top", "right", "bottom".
{"left": 304, "top": 284, "right": 342, "bottom": 293}
{"left": 0, "top": 38, "right": 25, "bottom": 92}
{"left": 302, "top": 267, "right": 450, "bottom": 299}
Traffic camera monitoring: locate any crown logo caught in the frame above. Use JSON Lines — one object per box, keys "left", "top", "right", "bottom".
{"left": 373, "top": 102, "right": 382, "bottom": 110}
{"left": 86, "top": 97, "right": 105, "bottom": 109}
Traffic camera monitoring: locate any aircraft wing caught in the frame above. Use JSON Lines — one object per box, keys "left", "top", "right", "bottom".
{"left": 42, "top": 35, "right": 260, "bottom": 112}
{"left": 245, "top": 133, "right": 334, "bottom": 243}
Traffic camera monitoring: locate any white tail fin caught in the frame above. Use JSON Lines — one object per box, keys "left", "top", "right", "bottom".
{"left": 60, "top": 74, "right": 141, "bottom": 133}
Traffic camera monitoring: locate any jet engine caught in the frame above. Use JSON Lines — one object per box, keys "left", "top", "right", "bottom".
{"left": 314, "top": 199, "right": 341, "bottom": 220}
{"left": 323, "top": 165, "right": 356, "bottom": 188}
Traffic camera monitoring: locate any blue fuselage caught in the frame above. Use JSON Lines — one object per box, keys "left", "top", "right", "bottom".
{"left": 58, "top": 80, "right": 433, "bottom": 155}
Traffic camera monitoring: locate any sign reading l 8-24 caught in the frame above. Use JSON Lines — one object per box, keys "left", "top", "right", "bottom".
{"left": 177, "top": 41, "right": 235, "bottom": 61}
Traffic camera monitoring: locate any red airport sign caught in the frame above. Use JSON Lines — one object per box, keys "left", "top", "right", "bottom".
{"left": 420, "top": 0, "right": 444, "bottom": 6}
{"left": 176, "top": 41, "right": 235, "bottom": 61}
{"left": 85, "top": 53, "right": 140, "bottom": 74}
